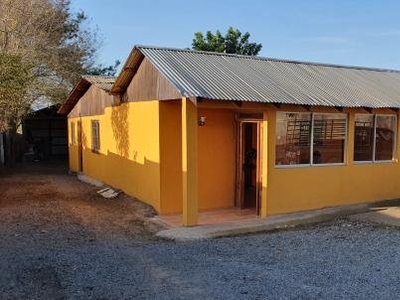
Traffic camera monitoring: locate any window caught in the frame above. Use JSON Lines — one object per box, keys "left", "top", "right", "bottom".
{"left": 91, "top": 120, "right": 100, "bottom": 153}
{"left": 276, "top": 112, "right": 311, "bottom": 165}
{"left": 70, "top": 122, "right": 76, "bottom": 145}
{"left": 354, "top": 115, "right": 373, "bottom": 161}
{"left": 312, "top": 114, "right": 347, "bottom": 164}
{"left": 275, "top": 112, "right": 347, "bottom": 166}
{"left": 354, "top": 114, "right": 397, "bottom": 162}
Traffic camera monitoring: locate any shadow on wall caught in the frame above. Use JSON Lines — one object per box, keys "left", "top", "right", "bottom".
{"left": 80, "top": 147, "right": 166, "bottom": 212}
{"left": 111, "top": 104, "right": 130, "bottom": 158}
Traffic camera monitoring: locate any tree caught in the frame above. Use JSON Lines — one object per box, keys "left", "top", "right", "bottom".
{"left": 0, "top": 0, "right": 114, "bottom": 164}
{"left": 0, "top": 53, "right": 31, "bottom": 133}
{"left": 192, "top": 30, "right": 225, "bottom": 53}
{"left": 88, "top": 60, "right": 121, "bottom": 76}
{"left": 0, "top": 52, "right": 31, "bottom": 164}
{"left": 192, "top": 27, "right": 262, "bottom": 56}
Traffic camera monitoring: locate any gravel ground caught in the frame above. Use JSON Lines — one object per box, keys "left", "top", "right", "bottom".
{"left": 2, "top": 161, "right": 400, "bottom": 299}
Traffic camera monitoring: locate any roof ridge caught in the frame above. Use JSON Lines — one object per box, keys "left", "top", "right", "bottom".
{"left": 82, "top": 74, "right": 116, "bottom": 80}
{"left": 81, "top": 75, "right": 115, "bottom": 93}
{"left": 136, "top": 45, "right": 400, "bottom": 74}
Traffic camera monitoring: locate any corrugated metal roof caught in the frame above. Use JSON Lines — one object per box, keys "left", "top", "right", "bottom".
{"left": 135, "top": 46, "right": 400, "bottom": 108}
{"left": 82, "top": 75, "right": 115, "bottom": 92}
{"left": 58, "top": 75, "right": 115, "bottom": 115}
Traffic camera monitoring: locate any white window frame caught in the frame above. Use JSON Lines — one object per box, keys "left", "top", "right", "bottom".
{"left": 311, "top": 113, "right": 347, "bottom": 167}
{"left": 354, "top": 114, "right": 397, "bottom": 164}
{"left": 275, "top": 111, "right": 312, "bottom": 168}
{"left": 275, "top": 111, "right": 348, "bottom": 168}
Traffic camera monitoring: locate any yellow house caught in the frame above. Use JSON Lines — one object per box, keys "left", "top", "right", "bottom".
{"left": 59, "top": 46, "right": 400, "bottom": 226}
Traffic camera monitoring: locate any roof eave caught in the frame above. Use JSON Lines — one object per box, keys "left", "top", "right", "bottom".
{"left": 110, "top": 47, "right": 145, "bottom": 95}
{"left": 57, "top": 78, "right": 91, "bottom": 115}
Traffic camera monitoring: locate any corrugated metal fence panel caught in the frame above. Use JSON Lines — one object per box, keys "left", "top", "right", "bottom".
{"left": 139, "top": 46, "right": 400, "bottom": 108}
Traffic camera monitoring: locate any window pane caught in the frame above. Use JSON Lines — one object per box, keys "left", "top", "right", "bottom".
{"left": 313, "top": 113, "right": 347, "bottom": 164}
{"left": 91, "top": 120, "right": 100, "bottom": 152}
{"left": 375, "top": 115, "right": 396, "bottom": 161}
{"left": 354, "top": 115, "right": 374, "bottom": 161}
{"left": 276, "top": 112, "right": 311, "bottom": 165}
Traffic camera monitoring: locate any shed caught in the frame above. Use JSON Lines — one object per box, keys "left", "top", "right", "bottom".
{"left": 23, "top": 104, "right": 68, "bottom": 160}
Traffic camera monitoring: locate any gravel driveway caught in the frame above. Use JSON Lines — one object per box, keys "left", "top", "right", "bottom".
{"left": 1, "top": 161, "right": 400, "bottom": 299}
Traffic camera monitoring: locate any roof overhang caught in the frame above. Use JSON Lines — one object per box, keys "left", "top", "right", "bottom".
{"left": 57, "top": 77, "right": 92, "bottom": 115}
{"left": 58, "top": 75, "right": 116, "bottom": 115}
{"left": 110, "top": 47, "right": 145, "bottom": 95}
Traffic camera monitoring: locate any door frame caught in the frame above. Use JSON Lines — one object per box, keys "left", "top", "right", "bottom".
{"left": 235, "top": 114, "right": 263, "bottom": 215}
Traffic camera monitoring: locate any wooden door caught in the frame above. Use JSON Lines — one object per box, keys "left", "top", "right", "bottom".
{"left": 236, "top": 120, "right": 262, "bottom": 213}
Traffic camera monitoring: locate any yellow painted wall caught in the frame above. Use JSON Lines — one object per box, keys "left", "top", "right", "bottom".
{"left": 67, "top": 119, "right": 79, "bottom": 172}
{"left": 197, "top": 108, "right": 236, "bottom": 210}
{"left": 68, "top": 101, "right": 162, "bottom": 211}
{"left": 194, "top": 102, "right": 400, "bottom": 216}
{"left": 158, "top": 103, "right": 238, "bottom": 214}
{"left": 159, "top": 100, "right": 183, "bottom": 214}
{"left": 66, "top": 96, "right": 400, "bottom": 218}
{"left": 158, "top": 104, "right": 237, "bottom": 214}
{"left": 266, "top": 107, "right": 400, "bottom": 215}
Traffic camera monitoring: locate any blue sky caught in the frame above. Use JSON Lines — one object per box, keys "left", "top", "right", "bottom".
{"left": 71, "top": 0, "right": 400, "bottom": 70}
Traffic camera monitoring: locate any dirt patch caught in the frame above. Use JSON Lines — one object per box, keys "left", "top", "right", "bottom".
{"left": 0, "top": 160, "right": 168, "bottom": 298}
{"left": 0, "top": 160, "right": 166, "bottom": 243}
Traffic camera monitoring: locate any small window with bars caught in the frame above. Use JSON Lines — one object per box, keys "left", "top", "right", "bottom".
{"left": 91, "top": 120, "right": 100, "bottom": 153}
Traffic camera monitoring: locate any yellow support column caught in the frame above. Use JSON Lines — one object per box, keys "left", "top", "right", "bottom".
{"left": 260, "top": 111, "right": 269, "bottom": 218}
{"left": 181, "top": 97, "right": 198, "bottom": 226}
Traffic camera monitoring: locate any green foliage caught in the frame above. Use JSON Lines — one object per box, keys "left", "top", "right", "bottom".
{"left": 0, "top": 0, "right": 121, "bottom": 165}
{"left": 192, "top": 27, "right": 262, "bottom": 56}
{"left": 88, "top": 60, "right": 121, "bottom": 76}
{"left": 192, "top": 31, "right": 225, "bottom": 53}
{"left": 0, "top": 0, "right": 119, "bottom": 134}
{"left": 0, "top": 53, "right": 30, "bottom": 92}
{"left": 0, "top": 53, "right": 31, "bottom": 132}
